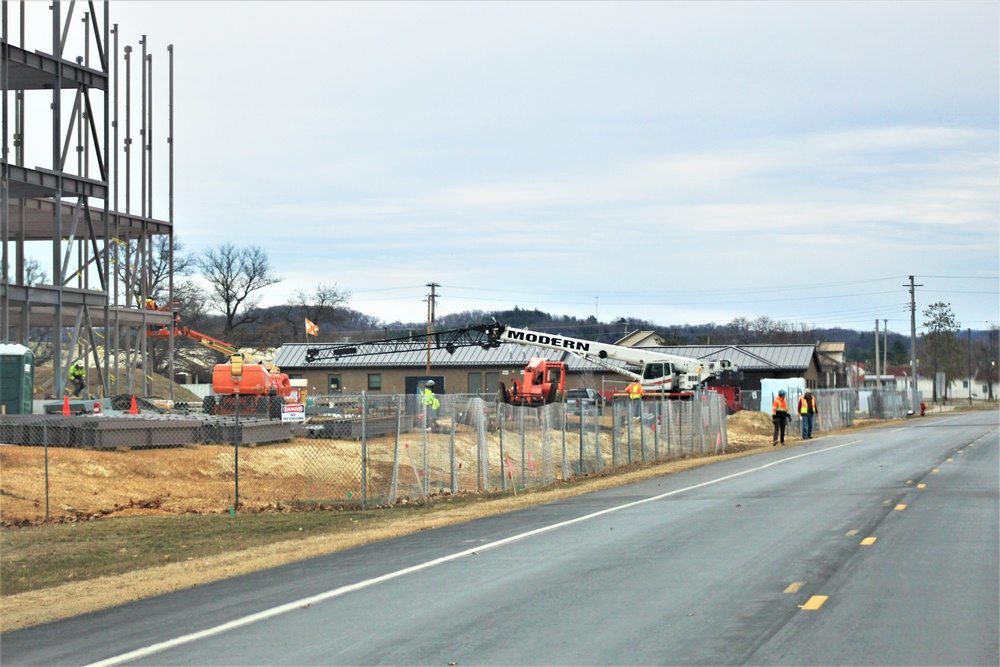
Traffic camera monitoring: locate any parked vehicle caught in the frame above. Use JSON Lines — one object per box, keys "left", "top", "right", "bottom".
{"left": 566, "top": 387, "right": 603, "bottom": 416}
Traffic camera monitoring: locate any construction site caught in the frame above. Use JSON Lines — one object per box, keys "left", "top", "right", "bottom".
{"left": 0, "top": 3, "right": 915, "bottom": 527}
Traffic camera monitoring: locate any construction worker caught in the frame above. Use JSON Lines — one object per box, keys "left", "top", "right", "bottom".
{"left": 68, "top": 360, "right": 87, "bottom": 398}
{"left": 798, "top": 390, "right": 818, "bottom": 439}
{"left": 421, "top": 380, "right": 440, "bottom": 428}
{"left": 144, "top": 297, "right": 158, "bottom": 310}
{"left": 772, "top": 389, "right": 790, "bottom": 446}
{"left": 626, "top": 380, "right": 644, "bottom": 417}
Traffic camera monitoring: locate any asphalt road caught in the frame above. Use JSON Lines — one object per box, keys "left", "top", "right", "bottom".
{"left": 3, "top": 410, "right": 997, "bottom": 666}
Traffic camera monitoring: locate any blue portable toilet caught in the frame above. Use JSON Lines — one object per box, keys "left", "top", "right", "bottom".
{"left": 0, "top": 343, "right": 35, "bottom": 415}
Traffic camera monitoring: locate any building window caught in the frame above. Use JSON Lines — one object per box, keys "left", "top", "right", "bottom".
{"left": 368, "top": 373, "right": 382, "bottom": 391}
{"left": 962, "top": 380, "right": 969, "bottom": 388}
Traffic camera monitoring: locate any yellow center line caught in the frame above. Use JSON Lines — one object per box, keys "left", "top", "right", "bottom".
{"left": 895, "top": 504, "right": 906, "bottom": 511}
{"left": 800, "top": 595, "right": 828, "bottom": 610}
{"left": 946, "top": 458, "right": 953, "bottom": 462}
{"left": 932, "top": 469, "right": 940, "bottom": 473}
{"left": 861, "top": 537, "right": 877, "bottom": 545}
{"left": 784, "top": 582, "right": 805, "bottom": 593}
{"left": 917, "top": 483, "right": 926, "bottom": 489}
{"left": 845, "top": 529, "right": 859, "bottom": 536}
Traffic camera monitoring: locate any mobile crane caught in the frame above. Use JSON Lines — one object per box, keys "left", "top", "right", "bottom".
{"left": 304, "top": 322, "right": 739, "bottom": 406}
{"left": 145, "top": 301, "right": 291, "bottom": 417}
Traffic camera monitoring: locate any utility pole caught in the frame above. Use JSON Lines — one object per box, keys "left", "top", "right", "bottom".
{"left": 883, "top": 319, "right": 889, "bottom": 386}
{"left": 906, "top": 276, "right": 923, "bottom": 414}
{"left": 875, "top": 319, "right": 881, "bottom": 391}
{"left": 968, "top": 327, "right": 972, "bottom": 404}
{"left": 425, "top": 282, "right": 439, "bottom": 375}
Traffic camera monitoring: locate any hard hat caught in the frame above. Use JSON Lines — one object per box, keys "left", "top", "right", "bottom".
{"left": 778, "top": 390, "right": 785, "bottom": 396}
{"left": 426, "top": 380, "right": 435, "bottom": 387}
{"left": 74, "top": 360, "right": 84, "bottom": 366}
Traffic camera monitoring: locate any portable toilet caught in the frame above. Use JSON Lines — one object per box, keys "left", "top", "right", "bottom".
{"left": 760, "top": 377, "right": 806, "bottom": 415}
{"left": 0, "top": 343, "right": 35, "bottom": 415}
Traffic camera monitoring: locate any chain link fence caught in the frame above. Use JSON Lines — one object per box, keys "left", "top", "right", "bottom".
{"left": 0, "top": 391, "right": 730, "bottom": 524}
{"left": 743, "top": 387, "right": 915, "bottom": 432}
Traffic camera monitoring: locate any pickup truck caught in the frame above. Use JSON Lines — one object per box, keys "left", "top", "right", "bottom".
{"left": 565, "top": 388, "right": 603, "bottom": 416}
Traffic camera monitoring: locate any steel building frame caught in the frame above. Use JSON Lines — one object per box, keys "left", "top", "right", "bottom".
{"left": 1, "top": 0, "right": 175, "bottom": 400}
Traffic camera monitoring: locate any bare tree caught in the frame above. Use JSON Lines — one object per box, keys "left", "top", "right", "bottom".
{"left": 25, "top": 257, "right": 48, "bottom": 286}
{"left": 198, "top": 244, "right": 282, "bottom": 342}
{"left": 113, "top": 235, "right": 197, "bottom": 306}
{"left": 279, "top": 283, "right": 352, "bottom": 341}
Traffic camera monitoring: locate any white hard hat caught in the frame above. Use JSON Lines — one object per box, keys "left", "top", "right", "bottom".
{"left": 426, "top": 380, "right": 435, "bottom": 387}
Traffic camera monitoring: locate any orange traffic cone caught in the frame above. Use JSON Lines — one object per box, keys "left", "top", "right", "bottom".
{"left": 129, "top": 395, "right": 138, "bottom": 415}
{"left": 62, "top": 394, "right": 71, "bottom": 416}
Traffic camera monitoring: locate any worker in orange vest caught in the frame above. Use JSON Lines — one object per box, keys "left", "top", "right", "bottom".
{"left": 772, "top": 389, "right": 790, "bottom": 446}
{"left": 626, "top": 380, "right": 644, "bottom": 418}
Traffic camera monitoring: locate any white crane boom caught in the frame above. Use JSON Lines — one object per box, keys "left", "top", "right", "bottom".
{"left": 497, "top": 326, "right": 735, "bottom": 392}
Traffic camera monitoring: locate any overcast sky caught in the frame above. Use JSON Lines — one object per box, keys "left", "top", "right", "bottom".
{"left": 20, "top": 1, "right": 1000, "bottom": 333}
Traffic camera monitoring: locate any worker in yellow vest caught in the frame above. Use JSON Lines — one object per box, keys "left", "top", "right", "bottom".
{"left": 421, "top": 380, "right": 440, "bottom": 429}
{"left": 798, "top": 390, "right": 817, "bottom": 439}
{"left": 626, "top": 380, "right": 644, "bottom": 418}
{"left": 772, "top": 390, "right": 790, "bottom": 446}
{"left": 68, "top": 360, "right": 87, "bottom": 398}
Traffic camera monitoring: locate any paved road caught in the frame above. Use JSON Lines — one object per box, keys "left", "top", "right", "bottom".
{"left": 3, "top": 411, "right": 997, "bottom": 666}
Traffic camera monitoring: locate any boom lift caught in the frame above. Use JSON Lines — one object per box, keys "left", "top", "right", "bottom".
{"left": 304, "top": 322, "right": 738, "bottom": 405}
{"left": 145, "top": 302, "right": 291, "bottom": 417}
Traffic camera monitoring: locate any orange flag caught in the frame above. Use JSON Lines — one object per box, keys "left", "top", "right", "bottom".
{"left": 305, "top": 319, "right": 319, "bottom": 336}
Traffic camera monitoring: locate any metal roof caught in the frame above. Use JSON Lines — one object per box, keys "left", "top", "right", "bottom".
{"left": 646, "top": 345, "right": 817, "bottom": 371}
{"left": 274, "top": 341, "right": 817, "bottom": 372}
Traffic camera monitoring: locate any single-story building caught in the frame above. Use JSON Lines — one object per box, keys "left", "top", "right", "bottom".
{"left": 272, "top": 335, "right": 825, "bottom": 398}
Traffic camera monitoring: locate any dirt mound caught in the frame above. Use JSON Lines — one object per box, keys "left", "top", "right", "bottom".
{"left": 726, "top": 410, "right": 774, "bottom": 446}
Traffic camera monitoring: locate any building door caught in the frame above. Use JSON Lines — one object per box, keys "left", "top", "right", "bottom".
{"left": 485, "top": 372, "right": 500, "bottom": 395}
{"left": 327, "top": 374, "right": 342, "bottom": 395}
{"left": 467, "top": 372, "right": 482, "bottom": 395}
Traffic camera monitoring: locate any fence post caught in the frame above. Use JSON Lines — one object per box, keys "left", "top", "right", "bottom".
{"left": 450, "top": 398, "right": 457, "bottom": 494}
{"left": 44, "top": 421, "right": 50, "bottom": 520}
{"left": 234, "top": 395, "right": 240, "bottom": 511}
{"left": 611, "top": 400, "right": 618, "bottom": 467}
{"left": 639, "top": 400, "right": 647, "bottom": 463}
{"left": 499, "top": 403, "right": 507, "bottom": 492}
{"left": 361, "top": 391, "right": 368, "bottom": 508}
{"left": 626, "top": 399, "right": 634, "bottom": 465}
{"left": 520, "top": 408, "right": 526, "bottom": 489}
{"left": 421, "top": 401, "right": 429, "bottom": 497}
{"left": 653, "top": 398, "right": 660, "bottom": 460}
{"left": 561, "top": 405, "right": 568, "bottom": 480}
{"left": 390, "top": 395, "right": 400, "bottom": 502}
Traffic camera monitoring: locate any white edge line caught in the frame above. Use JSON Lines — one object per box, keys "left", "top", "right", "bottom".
{"left": 86, "top": 438, "right": 864, "bottom": 667}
